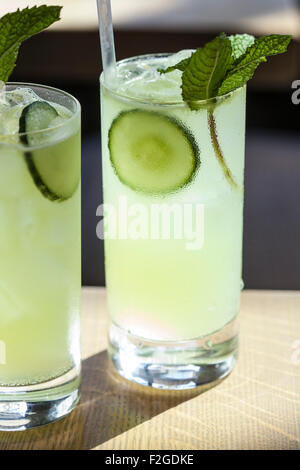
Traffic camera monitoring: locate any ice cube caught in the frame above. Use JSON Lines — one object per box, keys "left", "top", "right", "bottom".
{"left": 166, "top": 49, "right": 194, "bottom": 68}
{"left": 13, "top": 87, "right": 42, "bottom": 106}
{"left": 0, "top": 87, "right": 43, "bottom": 140}
{"left": 115, "top": 54, "right": 186, "bottom": 102}
{"left": 41, "top": 115, "right": 70, "bottom": 145}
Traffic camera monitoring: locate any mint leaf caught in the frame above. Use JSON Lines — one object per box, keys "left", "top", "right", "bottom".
{"left": 218, "top": 34, "right": 291, "bottom": 95}
{"left": 182, "top": 35, "right": 232, "bottom": 103}
{"left": 218, "top": 58, "right": 263, "bottom": 96}
{"left": 0, "top": 5, "right": 62, "bottom": 83}
{"left": 228, "top": 34, "right": 255, "bottom": 61}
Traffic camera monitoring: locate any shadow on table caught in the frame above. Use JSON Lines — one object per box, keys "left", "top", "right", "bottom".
{"left": 0, "top": 351, "right": 222, "bottom": 450}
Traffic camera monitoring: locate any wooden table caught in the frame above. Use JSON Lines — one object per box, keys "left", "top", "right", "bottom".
{"left": 0, "top": 288, "right": 299, "bottom": 450}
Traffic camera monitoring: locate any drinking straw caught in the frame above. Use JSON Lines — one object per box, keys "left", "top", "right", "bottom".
{"left": 96, "top": 0, "right": 116, "bottom": 84}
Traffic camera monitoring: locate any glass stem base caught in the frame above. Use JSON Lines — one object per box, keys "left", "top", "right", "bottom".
{"left": 109, "top": 321, "right": 238, "bottom": 390}
{"left": 0, "top": 367, "right": 80, "bottom": 431}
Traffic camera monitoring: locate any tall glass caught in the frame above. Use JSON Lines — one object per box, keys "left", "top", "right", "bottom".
{"left": 0, "top": 84, "right": 81, "bottom": 429}
{"left": 100, "top": 54, "right": 246, "bottom": 389}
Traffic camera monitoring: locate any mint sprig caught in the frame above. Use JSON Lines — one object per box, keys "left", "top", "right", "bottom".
{"left": 160, "top": 33, "right": 291, "bottom": 100}
{"left": 159, "top": 34, "right": 255, "bottom": 76}
{"left": 0, "top": 5, "right": 62, "bottom": 83}
{"left": 159, "top": 33, "right": 291, "bottom": 190}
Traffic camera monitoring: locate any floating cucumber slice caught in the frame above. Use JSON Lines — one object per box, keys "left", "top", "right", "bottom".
{"left": 19, "top": 101, "right": 59, "bottom": 145}
{"left": 19, "top": 101, "right": 79, "bottom": 201}
{"left": 108, "top": 110, "right": 199, "bottom": 193}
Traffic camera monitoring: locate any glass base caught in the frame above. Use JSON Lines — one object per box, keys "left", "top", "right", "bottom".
{"left": 0, "top": 367, "right": 80, "bottom": 431}
{"left": 109, "top": 320, "right": 238, "bottom": 390}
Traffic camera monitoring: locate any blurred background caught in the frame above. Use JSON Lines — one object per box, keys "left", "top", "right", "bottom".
{"left": 3, "top": 0, "right": 300, "bottom": 289}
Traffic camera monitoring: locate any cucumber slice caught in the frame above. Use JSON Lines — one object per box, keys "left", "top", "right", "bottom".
{"left": 108, "top": 110, "right": 199, "bottom": 193}
{"left": 19, "top": 101, "right": 79, "bottom": 202}
{"left": 20, "top": 101, "right": 59, "bottom": 146}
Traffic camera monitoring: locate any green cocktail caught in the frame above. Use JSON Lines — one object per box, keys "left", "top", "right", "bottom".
{"left": 0, "top": 83, "right": 81, "bottom": 429}
{"left": 99, "top": 32, "right": 291, "bottom": 389}
{"left": 100, "top": 53, "right": 245, "bottom": 388}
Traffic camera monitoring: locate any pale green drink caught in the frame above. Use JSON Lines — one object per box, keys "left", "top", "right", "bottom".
{"left": 101, "top": 53, "right": 246, "bottom": 388}
{"left": 0, "top": 83, "right": 81, "bottom": 429}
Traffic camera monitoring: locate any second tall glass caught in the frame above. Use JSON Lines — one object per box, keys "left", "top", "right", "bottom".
{"left": 100, "top": 54, "right": 246, "bottom": 389}
{"left": 0, "top": 83, "right": 81, "bottom": 429}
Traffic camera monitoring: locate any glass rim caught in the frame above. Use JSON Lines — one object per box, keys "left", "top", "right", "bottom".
{"left": 0, "top": 82, "right": 81, "bottom": 139}
{"left": 100, "top": 53, "right": 245, "bottom": 107}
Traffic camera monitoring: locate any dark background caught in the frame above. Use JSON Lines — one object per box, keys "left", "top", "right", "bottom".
{"left": 10, "top": 1, "right": 300, "bottom": 289}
